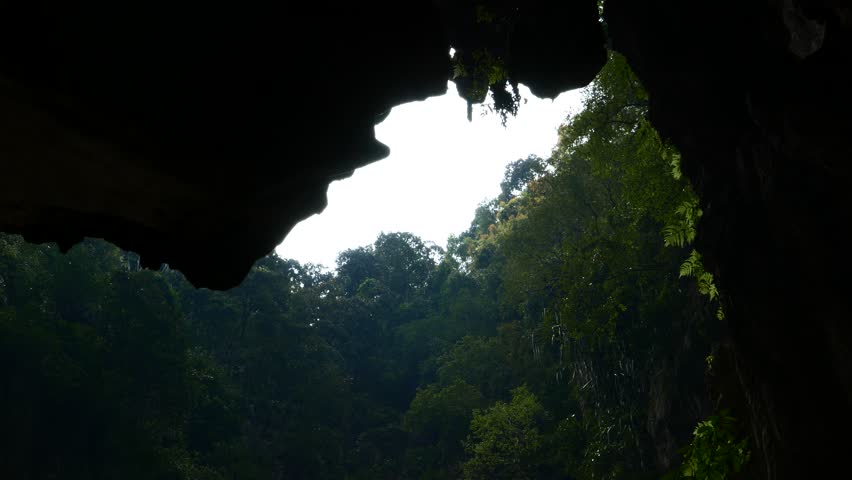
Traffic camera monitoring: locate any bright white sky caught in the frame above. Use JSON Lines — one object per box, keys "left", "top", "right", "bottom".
{"left": 276, "top": 81, "right": 583, "bottom": 269}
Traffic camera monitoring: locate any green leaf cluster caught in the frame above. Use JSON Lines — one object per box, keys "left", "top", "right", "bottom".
{"left": 665, "top": 410, "right": 751, "bottom": 480}
{"left": 462, "top": 386, "right": 546, "bottom": 480}
{"left": 663, "top": 199, "right": 701, "bottom": 248}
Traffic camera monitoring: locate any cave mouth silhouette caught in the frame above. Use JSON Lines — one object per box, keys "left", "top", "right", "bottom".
{"left": 1, "top": 2, "right": 850, "bottom": 479}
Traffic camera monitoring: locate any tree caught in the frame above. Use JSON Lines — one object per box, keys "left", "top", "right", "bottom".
{"left": 462, "top": 386, "right": 546, "bottom": 480}
{"left": 498, "top": 155, "right": 547, "bottom": 203}
{"left": 445, "top": 51, "right": 716, "bottom": 479}
{"left": 404, "top": 380, "right": 485, "bottom": 477}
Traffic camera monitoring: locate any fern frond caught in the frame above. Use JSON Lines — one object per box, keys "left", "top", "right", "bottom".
{"left": 697, "top": 272, "right": 718, "bottom": 300}
{"left": 679, "top": 260, "right": 694, "bottom": 277}
{"left": 662, "top": 225, "right": 684, "bottom": 248}
{"left": 679, "top": 250, "right": 702, "bottom": 278}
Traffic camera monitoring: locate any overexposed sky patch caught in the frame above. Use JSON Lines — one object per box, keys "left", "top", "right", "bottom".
{"left": 276, "top": 82, "right": 582, "bottom": 268}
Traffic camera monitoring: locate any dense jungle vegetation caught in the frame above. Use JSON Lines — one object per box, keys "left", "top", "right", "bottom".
{"left": 0, "top": 54, "right": 749, "bottom": 479}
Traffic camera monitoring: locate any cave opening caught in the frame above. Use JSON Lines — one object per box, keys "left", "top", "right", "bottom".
{"left": 0, "top": 51, "right": 742, "bottom": 479}
{"left": 277, "top": 80, "right": 582, "bottom": 269}
{"left": 1, "top": 1, "right": 851, "bottom": 478}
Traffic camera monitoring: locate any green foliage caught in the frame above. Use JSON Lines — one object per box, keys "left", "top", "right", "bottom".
{"left": 404, "top": 380, "right": 485, "bottom": 477}
{"left": 678, "top": 250, "right": 719, "bottom": 302}
{"left": 679, "top": 249, "right": 703, "bottom": 278}
{"left": 435, "top": 336, "right": 515, "bottom": 399}
{"left": 663, "top": 204, "right": 723, "bottom": 318}
{"left": 406, "top": 381, "right": 484, "bottom": 442}
{"left": 665, "top": 411, "right": 751, "bottom": 480}
{"left": 449, "top": 1, "right": 523, "bottom": 125}
{"left": 451, "top": 52, "right": 502, "bottom": 108}
{"left": 664, "top": 149, "right": 684, "bottom": 181}
{"left": 462, "top": 386, "right": 546, "bottom": 480}
{"left": 663, "top": 199, "right": 701, "bottom": 248}
{"left": 452, "top": 48, "right": 517, "bottom": 120}
{"left": 0, "top": 236, "right": 215, "bottom": 479}
{"left": 659, "top": 144, "right": 723, "bottom": 318}
{"left": 445, "top": 51, "right": 722, "bottom": 480}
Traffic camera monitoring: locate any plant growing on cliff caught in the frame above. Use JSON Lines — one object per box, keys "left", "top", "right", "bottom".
{"left": 662, "top": 198, "right": 700, "bottom": 249}
{"left": 664, "top": 410, "right": 751, "bottom": 480}
{"left": 452, "top": 48, "right": 521, "bottom": 125}
{"left": 449, "top": 2, "right": 524, "bottom": 125}
{"left": 661, "top": 156, "right": 724, "bottom": 319}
